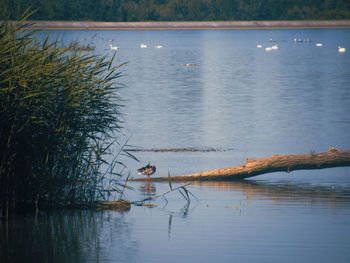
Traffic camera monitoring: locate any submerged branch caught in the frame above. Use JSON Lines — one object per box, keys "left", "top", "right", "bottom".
{"left": 91, "top": 200, "right": 131, "bottom": 211}
{"left": 133, "top": 147, "right": 350, "bottom": 181}
{"left": 125, "top": 147, "right": 232, "bottom": 152}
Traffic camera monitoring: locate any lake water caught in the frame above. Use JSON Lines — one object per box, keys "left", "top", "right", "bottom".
{"left": 2, "top": 28, "right": 350, "bottom": 262}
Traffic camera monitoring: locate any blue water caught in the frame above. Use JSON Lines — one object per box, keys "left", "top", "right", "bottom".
{"left": 111, "top": 29, "right": 350, "bottom": 185}
{"left": 3, "top": 28, "right": 350, "bottom": 262}
{"left": 47, "top": 28, "right": 350, "bottom": 181}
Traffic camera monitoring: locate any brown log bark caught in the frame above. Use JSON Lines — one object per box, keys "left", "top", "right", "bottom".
{"left": 133, "top": 147, "right": 350, "bottom": 181}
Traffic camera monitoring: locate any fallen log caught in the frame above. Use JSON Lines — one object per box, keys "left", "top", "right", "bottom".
{"left": 133, "top": 147, "right": 350, "bottom": 181}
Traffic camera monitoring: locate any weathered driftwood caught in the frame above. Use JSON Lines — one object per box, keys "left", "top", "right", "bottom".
{"left": 133, "top": 147, "right": 350, "bottom": 181}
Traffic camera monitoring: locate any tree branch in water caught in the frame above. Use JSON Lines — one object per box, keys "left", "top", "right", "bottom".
{"left": 132, "top": 147, "right": 350, "bottom": 181}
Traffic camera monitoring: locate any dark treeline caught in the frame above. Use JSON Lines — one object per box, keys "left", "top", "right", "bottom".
{"left": 1, "top": 0, "right": 350, "bottom": 21}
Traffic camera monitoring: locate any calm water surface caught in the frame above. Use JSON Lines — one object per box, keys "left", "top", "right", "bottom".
{"left": 2, "top": 29, "right": 350, "bottom": 262}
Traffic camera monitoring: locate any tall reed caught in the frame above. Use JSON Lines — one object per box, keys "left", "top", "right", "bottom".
{"left": 0, "top": 13, "right": 127, "bottom": 213}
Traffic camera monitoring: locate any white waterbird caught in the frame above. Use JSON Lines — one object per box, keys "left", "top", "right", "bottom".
{"left": 109, "top": 44, "right": 119, "bottom": 50}
{"left": 338, "top": 46, "right": 346, "bottom": 53}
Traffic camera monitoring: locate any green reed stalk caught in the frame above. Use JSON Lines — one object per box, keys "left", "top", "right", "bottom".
{"left": 0, "top": 13, "right": 127, "bottom": 213}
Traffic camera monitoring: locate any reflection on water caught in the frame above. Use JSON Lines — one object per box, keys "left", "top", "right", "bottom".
{"left": 1, "top": 210, "right": 138, "bottom": 263}
{"left": 138, "top": 181, "right": 156, "bottom": 197}
{"left": 1, "top": 181, "right": 350, "bottom": 263}
{"left": 196, "top": 180, "right": 350, "bottom": 205}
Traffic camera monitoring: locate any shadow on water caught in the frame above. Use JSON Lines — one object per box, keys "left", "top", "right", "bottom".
{"left": 0, "top": 210, "right": 138, "bottom": 263}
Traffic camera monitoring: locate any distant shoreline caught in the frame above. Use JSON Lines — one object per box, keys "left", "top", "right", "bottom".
{"left": 22, "top": 20, "right": 350, "bottom": 30}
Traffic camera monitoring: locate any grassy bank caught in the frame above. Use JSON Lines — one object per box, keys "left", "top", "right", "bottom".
{"left": 21, "top": 20, "right": 350, "bottom": 30}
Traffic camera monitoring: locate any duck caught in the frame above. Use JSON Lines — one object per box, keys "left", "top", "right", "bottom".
{"left": 265, "top": 47, "right": 272, "bottom": 51}
{"left": 271, "top": 44, "right": 279, "bottom": 50}
{"left": 137, "top": 163, "right": 156, "bottom": 178}
{"left": 140, "top": 43, "right": 147, "bottom": 48}
{"left": 155, "top": 45, "right": 163, "bottom": 49}
{"left": 256, "top": 44, "right": 262, "bottom": 48}
{"left": 109, "top": 44, "right": 119, "bottom": 50}
{"left": 338, "top": 46, "right": 346, "bottom": 53}
{"left": 315, "top": 43, "right": 323, "bottom": 47}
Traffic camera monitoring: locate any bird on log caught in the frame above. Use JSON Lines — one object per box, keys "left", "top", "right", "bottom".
{"left": 137, "top": 163, "right": 156, "bottom": 179}
{"left": 131, "top": 147, "right": 350, "bottom": 181}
